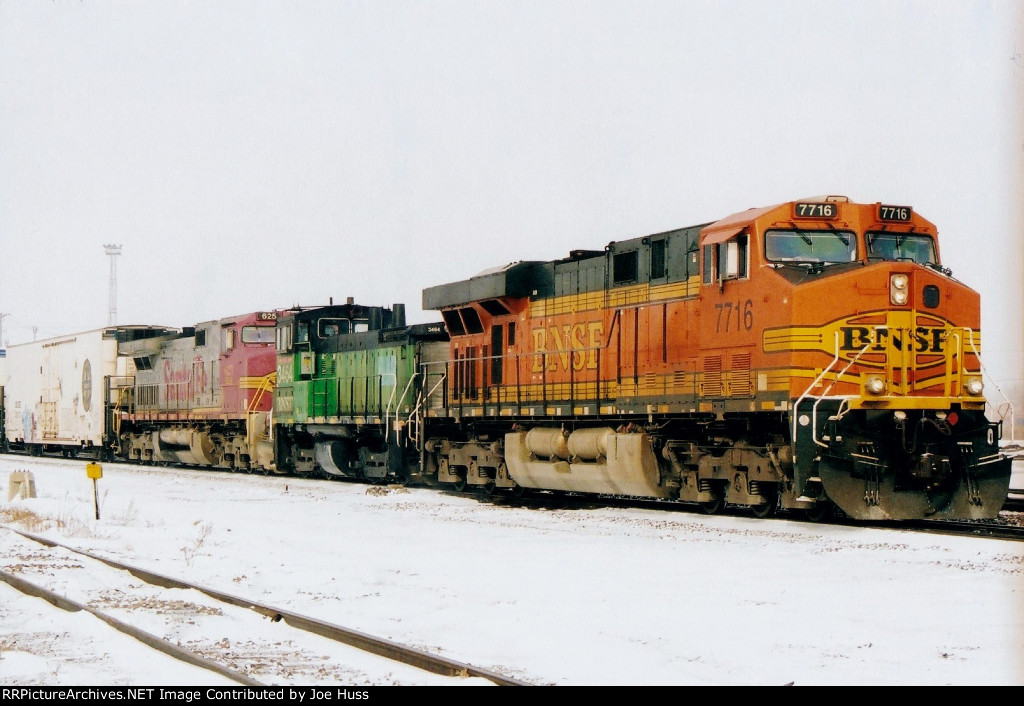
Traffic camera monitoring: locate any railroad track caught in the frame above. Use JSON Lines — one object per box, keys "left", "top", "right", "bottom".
{"left": 0, "top": 525, "right": 531, "bottom": 686}
{"left": 5, "top": 452, "right": 1023, "bottom": 543}
{"left": 905, "top": 517, "right": 1024, "bottom": 541}
{"left": 469, "top": 486, "right": 1024, "bottom": 540}
{"left": 231, "top": 463, "right": 1024, "bottom": 542}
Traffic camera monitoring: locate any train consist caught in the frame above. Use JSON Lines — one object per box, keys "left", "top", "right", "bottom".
{"left": 0, "top": 196, "right": 1012, "bottom": 521}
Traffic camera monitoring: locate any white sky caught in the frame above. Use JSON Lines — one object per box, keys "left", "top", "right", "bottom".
{"left": 2, "top": 1, "right": 1023, "bottom": 397}
{"left": 2, "top": 456, "right": 1023, "bottom": 686}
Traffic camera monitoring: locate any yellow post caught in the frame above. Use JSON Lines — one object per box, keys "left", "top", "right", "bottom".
{"left": 86, "top": 462, "right": 103, "bottom": 520}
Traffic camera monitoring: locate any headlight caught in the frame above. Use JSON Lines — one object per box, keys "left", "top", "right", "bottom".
{"left": 865, "top": 375, "right": 886, "bottom": 395}
{"left": 964, "top": 377, "right": 984, "bottom": 396}
{"left": 890, "top": 273, "right": 909, "bottom": 305}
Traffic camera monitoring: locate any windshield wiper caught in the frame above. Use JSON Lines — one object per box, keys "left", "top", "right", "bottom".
{"left": 924, "top": 261, "right": 952, "bottom": 277}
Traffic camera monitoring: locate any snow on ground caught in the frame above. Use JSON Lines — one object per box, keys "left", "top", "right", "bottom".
{"left": 1, "top": 455, "right": 1023, "bottom": 686}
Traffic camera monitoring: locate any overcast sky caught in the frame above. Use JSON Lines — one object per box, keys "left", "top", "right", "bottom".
{"left": 2, "top": 1, "right": 1022, "bottom": 398}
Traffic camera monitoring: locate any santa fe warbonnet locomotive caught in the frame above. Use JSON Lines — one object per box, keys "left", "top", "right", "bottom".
{"left": 1, "top": 196, "right": 1012, "bottom": 521}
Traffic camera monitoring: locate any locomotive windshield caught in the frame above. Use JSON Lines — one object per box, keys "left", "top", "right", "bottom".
{"left": 241, "top": 326, "right": 276, "bottom": 344}
{"left": 764, "top": 229, "right": 857, "bottom": 264}
{"left": 866, "top": 232, "right": 938, "bottom": 265}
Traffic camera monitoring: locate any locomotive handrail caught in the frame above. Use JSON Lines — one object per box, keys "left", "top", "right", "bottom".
{"left": 408, "top": 369, "right": 447, "bottom": 448}
{"left": 246, "top": 372, "right": 276, "bottom": 415}
{"left": 810, "top": 340, "right": 873, "bottom": 448}
{"left": 791, "top": 334, "right": 871, "bottom": 457}
{"left": 792, "top": 332, "right": 842, "bottom": 462}
{"left": 244, "top": 372, "right": 277, "bottom": 447}
{"left": 964, "top": 327, "right": 1015, "bottom": 441}
{"left": 384, "top": 372, "right": 417, "bottom": 443}
{"left": 946, "top": 330, "right": 961, "bottom": 398}
{"left": 448, "top": 344, "right": 608, "bottom": 413}
{"left": 105, "top": 375, "right": 137, "bottom": 448}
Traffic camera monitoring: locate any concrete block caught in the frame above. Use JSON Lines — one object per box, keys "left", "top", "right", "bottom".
{"left": 8, "top": 471, "right": 37, "bottom": 501}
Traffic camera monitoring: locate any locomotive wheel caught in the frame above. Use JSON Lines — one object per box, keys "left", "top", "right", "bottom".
{"left": 511, "top": 483, "right": 527, "bottom": 498}
{"left": 699, "top": 489, "right": 725, "bottom": 515}
{"left": 804, "top": 501, "right": 832, "bottom": 522}
{"left": 453, "top": 476, "right": 467, "bottom": 493}
{"left": 751, "top": 499, "right": 777, "bottom": 519}
{"left": 751, "top": 487, "right": 778, "bottom": 518}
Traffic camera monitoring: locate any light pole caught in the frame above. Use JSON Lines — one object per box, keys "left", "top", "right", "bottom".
{"left": 104, "top": 244, "right": 122, "bottom": 326}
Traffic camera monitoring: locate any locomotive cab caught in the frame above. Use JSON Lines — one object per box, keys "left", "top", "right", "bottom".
{"left": 698, "top": 196, "right": 1009, "bottom": 519}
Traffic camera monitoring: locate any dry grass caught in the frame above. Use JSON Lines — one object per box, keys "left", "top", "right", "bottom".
{"left": 0, "top": 504, "right": 109, "bottom": 539}
{"left": 0, "top": 506, "right": 53, "bottom": 533}
{"left": 181, "top": 522, "right": 214, "bottom": 567}
{"left": 365, "top": 485, "right": 410, "bottom": 497}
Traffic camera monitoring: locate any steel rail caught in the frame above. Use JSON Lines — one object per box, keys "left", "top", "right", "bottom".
{"left": 2, "top": 525, "right": 532, "bottom": 686}
{"left": 0, "top": 566, "right": 262, "bottom": 685}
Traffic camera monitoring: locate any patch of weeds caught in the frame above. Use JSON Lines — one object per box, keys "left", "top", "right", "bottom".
{"left": 181, "top": 522, "right": 214, "bottom": 567}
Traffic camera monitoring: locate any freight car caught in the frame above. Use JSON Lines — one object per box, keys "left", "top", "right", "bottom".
{"left": 2, "top": 325, "right": 178, "bottom": 457}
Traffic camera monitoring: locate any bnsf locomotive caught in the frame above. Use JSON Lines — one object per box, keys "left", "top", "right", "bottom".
{"left": 0, "top": 196, "right": 1012, "bottom": 521}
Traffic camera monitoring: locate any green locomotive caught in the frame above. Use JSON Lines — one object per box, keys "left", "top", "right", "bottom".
{"left": 271, "top": 299, "right": 447, "bottom": 481}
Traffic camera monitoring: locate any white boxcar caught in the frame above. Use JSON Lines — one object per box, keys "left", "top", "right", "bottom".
{"left": 4, "top": 328, "right": 124, "bottom": 452}
{"left": 2, "top": 326, "right": 178, "bottom": 454}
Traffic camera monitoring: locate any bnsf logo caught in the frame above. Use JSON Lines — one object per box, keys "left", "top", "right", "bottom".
{"left": 531, "top": 322, "right": 604, "bottom": 372}
{"left": 762, "top": 310, "right": 978, "bottom": 367}
{"left": 840, "top": 326, "right": 948, "bottom": 354}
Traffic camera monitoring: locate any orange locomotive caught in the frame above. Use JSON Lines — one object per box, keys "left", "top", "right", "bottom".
{"left": 421, "top": 195, "right": 1011, "bottom": 520}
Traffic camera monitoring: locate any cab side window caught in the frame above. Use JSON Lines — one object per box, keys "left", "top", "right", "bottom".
{"left": 703, "top": 234, "right": 748, "bottom": 283}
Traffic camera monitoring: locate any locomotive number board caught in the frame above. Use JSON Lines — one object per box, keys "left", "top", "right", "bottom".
{"left": 878, "top": 204, "right": 912, "bottom": 222}
{"left": 257, "top": 311, "right": 278, "bottom": 321}
{"left": 793, "top": 202, "right": 838, "bottom": 219}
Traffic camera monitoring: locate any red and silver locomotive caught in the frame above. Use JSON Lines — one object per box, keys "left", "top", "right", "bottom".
{"left": 110, "top": 311, "right": 280, "bottom": 470}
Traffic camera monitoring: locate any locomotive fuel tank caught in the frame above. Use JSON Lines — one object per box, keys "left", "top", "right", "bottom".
{"left": 505, "top": 427, "right": 671, "bottom": 498}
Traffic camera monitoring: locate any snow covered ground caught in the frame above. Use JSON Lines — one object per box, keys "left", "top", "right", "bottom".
{"left": 1, "top": 455, "right": 1023, "bottom": 686}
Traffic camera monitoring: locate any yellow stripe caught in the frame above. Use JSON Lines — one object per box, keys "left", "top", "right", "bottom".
{"left": 239, "top": 373, "right": 277, "bottom": 390}
{"left": 529, "top": 276, "right": 701, "bottom": 317}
